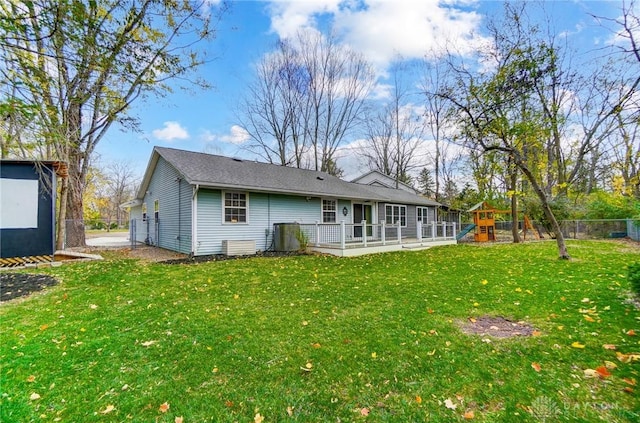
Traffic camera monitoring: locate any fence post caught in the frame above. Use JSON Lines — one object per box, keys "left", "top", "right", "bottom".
{"left": 361, "top": 220, "right": 367, "bottom": 247}
{"left": 340, "top": 220, "right": 346, "bottom": 250}
{"left": 315, "top": 220, "right": 320, "bottom": 247}
{"left": 417, "top": 220, "right": 422, "bottom": 242}
{"left": 397, "top": 220, "right": 402, "bottom": 244}
{"left": 381, "top": 220, "right": 386, "bottom": 245}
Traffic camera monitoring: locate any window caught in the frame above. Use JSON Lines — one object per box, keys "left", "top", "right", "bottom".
{"left": 417, "top": 207, "right": 431, "bottom": 223}
{"left": 322, "top": 199, "right": 337, "bottom": 223}
{"left": 142, "top": 203, "right": 147, "bottom": 221}
{"left": 385, "top": 204, "right": 407, "bottom": 227}
{"left": 154, "top": 199, "right": 159, "bottom": 220}
{"left": 224, "top": 192, "right": 247, "bottom": 223}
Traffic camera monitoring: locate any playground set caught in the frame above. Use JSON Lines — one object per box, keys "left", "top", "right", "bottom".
{"left": 457, "top": 201, "right": 541, "bottom": 242}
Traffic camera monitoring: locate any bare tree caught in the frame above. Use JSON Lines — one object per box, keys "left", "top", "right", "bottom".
{"left": 240, "top": 30, "right": 375, "bottom": 174}
{"left": 361, "top": 63, "right": 424, "bottom": 187}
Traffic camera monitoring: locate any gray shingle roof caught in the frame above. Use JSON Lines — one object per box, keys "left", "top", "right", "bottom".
{"left": 140, "top": 147, "right": 440, "bottom": 207}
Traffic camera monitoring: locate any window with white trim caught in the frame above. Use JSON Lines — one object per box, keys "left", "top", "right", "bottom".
{"left": 224, "top": 192, "right": 247, "bottom": 223}
{"left": 322, "top": 199, "right": 337, "bottom": 223}
{"left": 385, "top": 204, "right": 407, "bottom": 226}
{"left": 154, "top": 199, "right": 159, "bottom": 220}
{"left": 142, "top": 203, "right": 147, "bottom": 221}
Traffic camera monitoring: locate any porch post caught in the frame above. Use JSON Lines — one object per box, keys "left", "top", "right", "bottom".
{"left": 340, "top": 220, "right": 346, "bottom": 250}
{"left": 315, "top": 220, "right": 320, "bottom": 247}
{"left": 361, "top": 220, "right": 367, "bottom": 247}
{"left": 452, "top": 222, "right": 457, "bottom": 240}
{"left": 380, "top": 220, "right": 386, "bottom": 245}
{"left": 432, "top": 221, "right": 436, "bottom": 241}
{"left": 397, "top": 220, "right": 402, "bottom": 245}
{"left": 417, "top": 220, "right": 422, "bottom": 242}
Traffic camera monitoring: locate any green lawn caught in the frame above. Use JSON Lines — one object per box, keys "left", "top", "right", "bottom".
{"left": 1, "top": 241, "right": 639, "bottom": 422}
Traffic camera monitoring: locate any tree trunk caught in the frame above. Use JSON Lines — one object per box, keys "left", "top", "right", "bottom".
{"left": 520, "top": 163, "right": 570, "bottom": 259}
{"left": 55, "top": 176, "right": 68, "bottom": 250}
{"left": 509, "top": 159, "right": 521, "bottom": 243}
{"left": 64, "top": 153, "right": 87, "bottom": 248}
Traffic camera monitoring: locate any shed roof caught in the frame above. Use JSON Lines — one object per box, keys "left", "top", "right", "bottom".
{"left": 136, "top": 147, "right": 441, "bottom": 207}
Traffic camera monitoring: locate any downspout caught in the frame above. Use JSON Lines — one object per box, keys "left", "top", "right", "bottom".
{"left": 191, "top": 184, "right": 199, "bottom": 256}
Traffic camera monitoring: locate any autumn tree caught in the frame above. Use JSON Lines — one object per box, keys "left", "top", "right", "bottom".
{"left": 0, "top": 0, "right": 226, "bottom": 247}
{"left": 240, "top": 30, "right": 375, "bottom": 173}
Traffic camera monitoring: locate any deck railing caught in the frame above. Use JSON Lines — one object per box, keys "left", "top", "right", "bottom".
{"left": 299, "top": 220, "right": 457, "bottom": 249}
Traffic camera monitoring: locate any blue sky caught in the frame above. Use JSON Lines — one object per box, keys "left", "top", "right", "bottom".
{"left": 97, "top": 0, "right": 625, "bottom": 180}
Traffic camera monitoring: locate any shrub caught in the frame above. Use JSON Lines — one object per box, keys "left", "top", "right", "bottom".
{"left": 629, "top": 262, "right": 640, "bottom": 295}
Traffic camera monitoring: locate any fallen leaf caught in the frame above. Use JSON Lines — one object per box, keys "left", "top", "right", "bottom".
{"left": 532, "top": 330, "right": 542, "bottom": 337}
{"left": 583, "top": 369, "right": 598, "bottom": 378}
{"left": 584, "top": 315, "right": 595, "bottom": 322}
{"left": 360, "top": 407, "right": 370, "bottom": 416}
{"left": 623, "top": 378, "right": 636, "bottom": 386}
{"left": 415, "top": 395, "right": 422, "bottom": 404}
{"left": 301, "top": 362, "right": 313, "bottom": 372}
{"left": 121, "top": 384, "right": 129, "bottom": 391}
{"left": 463, "top": 410, "right": 475, "bottom": 419}
{"left": 626, "top": 330, "right": 636, "bottom": 336}
{"left": 30, "top": 392, "right": 41, "bottom": 401}
{"left": 159, "top": 402, "right": 170, "bottom": 413}
{"left": 89, "top": 304, "right": 98, "bottom": 309}
{"left": 254, "top": 413, "right": 264, "bottom": 423}
{"left": 623, "top": 387, "right": 634, "bottom": 394}
{"left": 224, "top": 400, "right": 234, "bottom": 407}
{"left": 371, "top": 352, "right": 377, "bottom": 359}
{"left": 604, "top": 361, "right": 617, "bottom": 370}
{"left": 603, "top": 344, "right": 616, "bottom": 350}
{"left": 175, "top": 417, "right": 184, "bottom": 423}
{"left": 141, "top": 340, "right": 157, "bottom": 347}
{"left": 100, "top": 405, "right": 115, "bottom": 414}
{"left": 581, "top": 298, "right": 590, "bottom": 303}
{"left": 39, "top": 324, "right": 48, "bottom": 331}
{"left": 595, "top": 366, "right": 611, "bottom": 378}
{"left": 286, "top": 406, "right": 294, "bottom": 416}
{"left": 444, "top": 398, "right": 457, "bottom": 410}
{"left": 481, "top": 279, "right": 488, "bottom": 285}
{"left": 468, "top": 317, "right": 476, "bottom": 323}
{"left": 311, "top": 343, "right": 321, "bottom": 349}
{"left": 571, "top": 341, "right": 585, "bottom": 349}
{"left": 531, "top": 362, "right": 541, "bottom": 372}
{"left": 27, "top": 375, "right": 36, "bottom": 383}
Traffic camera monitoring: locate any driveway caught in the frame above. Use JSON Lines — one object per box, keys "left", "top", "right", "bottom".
{"left": 86, "top": 231, "right": 131, "bottom": 247}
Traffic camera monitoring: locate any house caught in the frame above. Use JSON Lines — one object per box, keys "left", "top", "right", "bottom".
{"left": 351, "top": 170, "right": 420, "bottom": 194}
{"left": 124, "top": 147, "right": 457, "bottom": 257}
{"left": 0, "top": 160, "right": 64, "bottom": 266}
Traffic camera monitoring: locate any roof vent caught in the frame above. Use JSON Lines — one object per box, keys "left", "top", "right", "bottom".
{"left": 316, "top": 176, "right": 324, "bottom": 181}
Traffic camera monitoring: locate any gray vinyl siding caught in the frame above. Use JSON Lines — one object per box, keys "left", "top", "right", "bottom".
{"left": 139, "top": 157, "right": 192, "bottom": 254}
{"left": 379, "top": 203, "right": 417, "bottom": 239}
{"left": 195, "top": 190, "right": 327, "bottom": 255}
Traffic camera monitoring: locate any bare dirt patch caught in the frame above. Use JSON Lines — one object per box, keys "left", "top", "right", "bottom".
{"left": 458, "top": 316, "right": 537, "bottom": 338}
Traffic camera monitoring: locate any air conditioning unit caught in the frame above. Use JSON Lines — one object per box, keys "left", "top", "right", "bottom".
{"left": 222, "top": 240, "right": 256, "bottom": 256}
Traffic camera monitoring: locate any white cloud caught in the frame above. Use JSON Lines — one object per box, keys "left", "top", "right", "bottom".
{"left": 152, "top": 121, "right": 189, "bottom": 142}
{"left": 220, "top": 125, "right": 251, "bottom": 144}
{"left": 267, "top": 0, "right": 488, "bottom": 71}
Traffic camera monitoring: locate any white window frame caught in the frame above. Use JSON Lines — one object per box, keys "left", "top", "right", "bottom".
{"left": 417, "top": 206, "right": 434, "bottom": 223}
{"left": 385, "top": 204, "right": 407, "bottom": 227}
{"left": 322, "top": 199, "right": 337, "bottom": 223}
{"left": 154, "top": 199, "right": 159, "bottom": 220}
{"left": 222, "top": 191, "right": 249, "bottom": 224}
{"left": 142, "top": 203, "right": 148, "bottom": 222}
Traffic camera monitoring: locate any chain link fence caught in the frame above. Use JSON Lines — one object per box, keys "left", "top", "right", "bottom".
{"left": 458, "top": 219, "right": 639, "bottom": 242}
